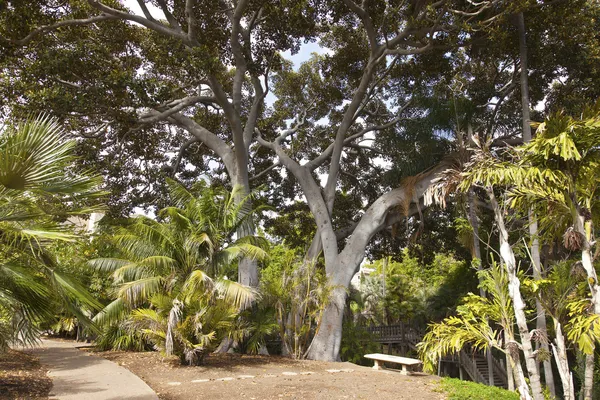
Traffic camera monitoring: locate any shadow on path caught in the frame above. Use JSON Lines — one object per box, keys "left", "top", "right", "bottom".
{"left": 31, "top": 339, "right": 158, "bottom": 400}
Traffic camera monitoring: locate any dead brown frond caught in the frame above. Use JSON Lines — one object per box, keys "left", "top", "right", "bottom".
{"left": 505, "top": 340, "right": 521, "bottom": 361}
{"left": 563, "top": 227, "right": 585, "bottom": 251}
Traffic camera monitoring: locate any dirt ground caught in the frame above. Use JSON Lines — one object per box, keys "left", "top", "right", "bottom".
{"left": 0, "top": 348, "right": 52, "bottom": 400}
{"left": 94, "top": 350, "right": 445, "bottom": 400}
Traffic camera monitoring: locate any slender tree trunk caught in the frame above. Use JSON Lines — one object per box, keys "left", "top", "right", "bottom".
{"left": 575, "top": 214, "right": 600, "bottom": 400}
{"left": 505, "top": 324, "right": 531, "bottom": 399}
{"left": 487, "top": 349, "right": 495, "bottom": 386}
{"left": 467, "top": 189, "right": 486, "bottom": 298}
{"left": 513, "top": 360, "right": 533, "bottom": 400}
{"left": 517, "top": 12, "right": 556, "bottom": 396}
{"left": 551, "top": 320, "right": 576, "bottom": 400}
{"left": 583, "top": 353, "right": 595, "bottom": 400}
{"left": 507, "top": 352, "right": 515, "bottom": 391}
{"left": 487, "top": 188, "right": 544, "bottom": 400}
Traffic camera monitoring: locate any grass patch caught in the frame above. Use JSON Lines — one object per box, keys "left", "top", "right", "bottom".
{"left": 439, "top": 377, "right": 520, "bottom": 400}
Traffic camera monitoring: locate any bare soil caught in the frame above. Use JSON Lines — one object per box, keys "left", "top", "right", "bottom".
{"left": 93, "top": 350, "right": 445, "bottom": 400}
{"left": 0, "top": 348, "right": 52, "bottom": 399}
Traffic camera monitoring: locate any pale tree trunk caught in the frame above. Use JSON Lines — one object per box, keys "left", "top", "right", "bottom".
{"left": 506, "top": 346, "right": 532, "bottom": 400}
{"left": 583, "top": 353, "right": 595, "bottom": 400}
{"left": 232, "top": 167, "right": 259, "bottom": 287}
{"left": 304, "top": 286, "right": 347, "bottom": 361}
{"left": 467, "top": 189, "right": 486, "bottom": 298}
{"left": 517, "top": 12, "right": 556, "bottom": 397}
{"left": 513, "top": 360, "right": 533, "bottom": 400}
{"left": 574, "top": 213, "right": 600, "bottom": 400}
{"left": 505, "top": 318, "right": 530, "bottom": 398}
{"left": 299, "top": 166, "right": 447, "bottom": 361}
{"left": 507, "top": 352, "right": 516, "bottom": 391}
{"left": 551, "top": 320, "right": 576, "bottom": 400}
{"left": 487, "top": 188, "right": 544, "bottom": 400}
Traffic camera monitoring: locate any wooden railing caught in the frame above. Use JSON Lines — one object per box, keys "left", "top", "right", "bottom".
{"left": 490, "top": 353, "right": 508, "bottom": 387}
{"left": 366, "top": 323, "right": 424, "bottom": 345}
{"left": 459, "top": 349, "right": 487, "bottom": 385}
{"left": 365, "top": 324, "right": 507, "bottom": 389}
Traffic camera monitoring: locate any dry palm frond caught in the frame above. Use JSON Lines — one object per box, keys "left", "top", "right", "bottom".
{"left": 563, "top": 227, "right": 585, "bottom": 251}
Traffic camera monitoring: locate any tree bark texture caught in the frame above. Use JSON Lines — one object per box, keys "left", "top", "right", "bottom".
{"left": 551, "top": 320, "right": 575, "bottom": 400}
{"left": 487, "top": 188, "right": 544, "bottom": 400}
{"left": 517, "top": 11, "right": 556, "bottom": 396}
{"left": 575, "top": 214, "right": 600, "bottom": 400}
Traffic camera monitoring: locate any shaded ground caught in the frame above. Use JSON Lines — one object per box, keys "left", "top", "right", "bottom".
{"left": 94, "top": 350, "right": 445, "bottom": 400}
{"left": 0, "top": 348, "right": 52, "bottom": 399}
{"left": 32, "top": 339, "right": 158, "bottom": 400}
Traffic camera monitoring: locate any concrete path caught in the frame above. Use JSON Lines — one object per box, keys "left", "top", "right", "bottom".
{"left": 32, "top": 339, "right": 159, "bottom": 400}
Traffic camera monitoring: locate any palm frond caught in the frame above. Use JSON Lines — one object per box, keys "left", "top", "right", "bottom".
{"left": 216, "top": 279, "right": 257, "bottom": 311}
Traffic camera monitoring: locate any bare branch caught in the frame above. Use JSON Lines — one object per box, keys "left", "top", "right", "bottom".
{"left": 307, "top": 102, "right": 411, "bottom": 171}
{"left": 172, "top": 137, "right": 201, "bottom": 174}
{"left": 275, "top": 108, "right": 311, "bottom": 145}
{"left": 78, "top": 122, "right": 109, "bottom": 139}
{"left": 168, "top": 113, "right": 237, "bottom": 177}
{"left": 136, "top": 0, "right": 156, "bottom": 21}
{"left": 155, "top": 0, "right": 183, "bottom": 31}
{"left": 55, "top": 78, "right": 81, "bottom": 89}
{"left": 250, "top": 161, "right": 280, "bottom": 182}
{"left": 343, "top": 0, "right": 379, "bottom": 54}
{"left": 138, "top": 96, "right": 218, "bottom": 125}
{"left": 88, "top": 1, "right": 191, "bottom": 45}
{"left": 0, "top": 14, "right": 118, "bottom": 46}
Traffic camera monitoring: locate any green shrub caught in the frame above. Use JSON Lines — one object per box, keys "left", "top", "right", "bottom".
{"left": 439, "top": 378, "right": 520, "bottom": 400}
{"left": 340, "top": 319, "right": 379, "bottom": 366}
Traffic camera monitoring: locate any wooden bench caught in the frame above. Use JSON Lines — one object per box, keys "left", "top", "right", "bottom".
{"left": 364, "top": 353, "right": 422, "bottom": 375}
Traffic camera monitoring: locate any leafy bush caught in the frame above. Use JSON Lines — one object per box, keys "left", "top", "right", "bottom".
{"left": 96, "top": 324, "right": 147, "bottom": 352}
{"left": 260, "top": 244, "right": 332, "bottom": 358}
{"left": 340, "top": 318, "right": 379, "bottom": 366}
{"left": 439, "top": 378, "right": 519, "bottom": 400}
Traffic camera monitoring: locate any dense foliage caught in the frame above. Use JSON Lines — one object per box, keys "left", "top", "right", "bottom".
{"left": 0, "top": 0, "right": 600, "bottom": 399}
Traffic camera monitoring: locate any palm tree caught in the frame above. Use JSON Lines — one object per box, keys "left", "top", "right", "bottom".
{"left": 91, "top": 180, "right": 269, "bottom": 364}
{"left": 419, "top": 264, "right": 538, "bottom": 396}
{"left": 459, "top": 106, "right": 600, "bottom": 399}
{"left": 0, "top": 115, "right": 103, "bottom": 348}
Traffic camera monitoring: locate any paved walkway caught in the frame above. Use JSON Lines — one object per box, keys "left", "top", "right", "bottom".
{"left": 32, "top": 339, "right": 159, "bottom": 400}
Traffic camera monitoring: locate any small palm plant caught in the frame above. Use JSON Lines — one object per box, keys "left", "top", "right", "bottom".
{"left": 0, "top": 115, "right": 103, "bottom": 349}
{"left": 92, "top": 180, "right": 269, "bottom": 364}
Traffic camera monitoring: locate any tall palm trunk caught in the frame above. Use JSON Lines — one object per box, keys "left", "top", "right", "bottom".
{"left": 487, "top": 188, "right": 544, "bottom": 400}
{"left": 574, "top": 212, "right": 600, "bottom": 400}
{"left": 517, "top": 12, "right": 556, "bottom": 397}
{"left": 551, "top": 320, "right": 576, "bottom": 400}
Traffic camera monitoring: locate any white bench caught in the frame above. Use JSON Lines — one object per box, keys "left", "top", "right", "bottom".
{"left": 364, "top": 353, "right": 422, "bottom": 375}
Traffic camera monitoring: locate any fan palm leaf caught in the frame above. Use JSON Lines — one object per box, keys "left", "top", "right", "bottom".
{"left": 0, "top": 115, "right": 104, "bottom": 348}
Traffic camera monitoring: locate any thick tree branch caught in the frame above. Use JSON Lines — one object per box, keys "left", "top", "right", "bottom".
{"left": 343, "top": 0, "right": 379, "bottom": 55}
{"left": 168, "top": 113, "right": 236, "bottom": 177}
{"left": 256, "top": 129, "right": 339, "bottom": 266}
{"left": 185, "top": 0, "right": 198, "bottom": 40}
{"left": 88, "top": 1, "right": 192, "bottom": 45}
{"left": 243, "top": 74, "right": 269, "bottom": 150}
